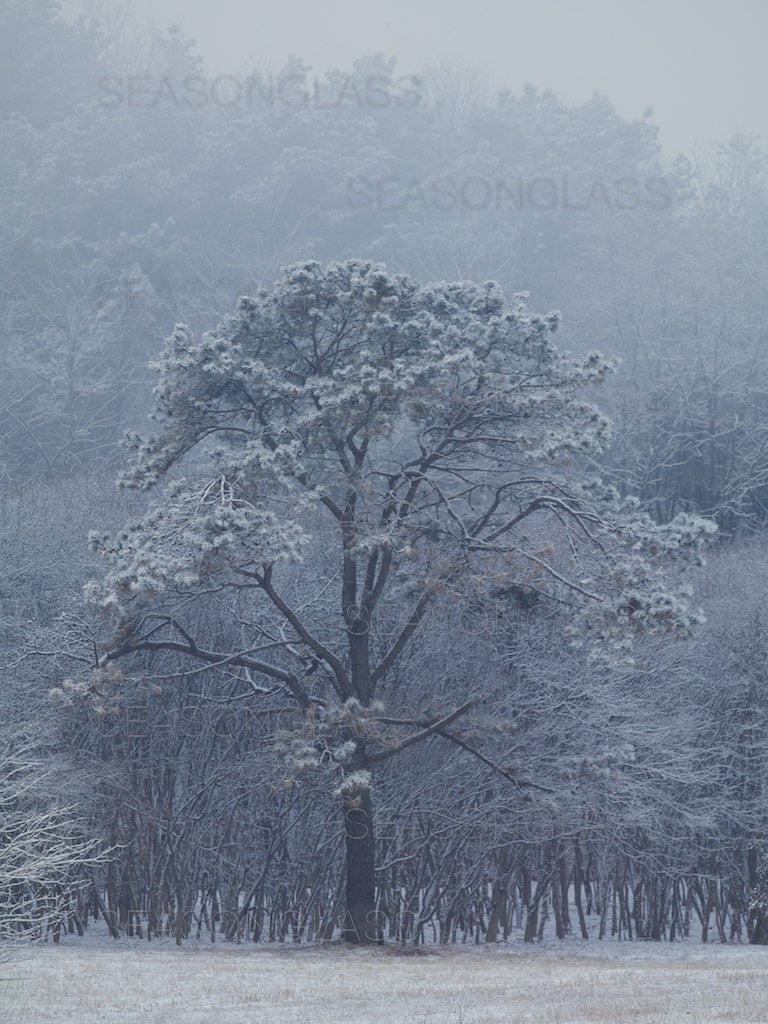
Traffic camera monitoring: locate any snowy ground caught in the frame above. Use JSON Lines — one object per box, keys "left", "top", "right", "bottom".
{"left": 2, "top": 939, "right": 768, "bottom": 1024}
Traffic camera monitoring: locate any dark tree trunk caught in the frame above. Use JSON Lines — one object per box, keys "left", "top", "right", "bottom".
{"left": 341, "top": 592, "right": 378, "bottom": 944}
{"left": 342, "top": 786, "right": 378, "bottom": 943}
{"left": 573, "top": 838, "right": 590, "bottom": 940}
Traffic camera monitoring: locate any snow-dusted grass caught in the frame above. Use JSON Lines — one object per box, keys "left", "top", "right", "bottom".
{"left": 2, "top": 940, "right": 768, "bottom": 1024}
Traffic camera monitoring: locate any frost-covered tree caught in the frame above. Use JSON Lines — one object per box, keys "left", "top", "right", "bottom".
{"left": 87, "top": 259, "right": 713, "bottom": 943}
{"left": 0, "top": 736, "right": 95, "bottom": 948}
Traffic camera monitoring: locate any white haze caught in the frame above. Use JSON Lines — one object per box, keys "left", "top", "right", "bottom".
{"left": 62, "top": 0, "right": 768, "bottom": 155}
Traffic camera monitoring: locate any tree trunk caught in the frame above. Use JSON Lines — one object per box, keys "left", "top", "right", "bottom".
{"left": 342, "top": 786, "right": 378, "bottom": 943}
{"left": 486, "top": 848, "right": 510, "bottom": 943}
{"left": 573, "top": 838, "right": 590, "bottom": 940}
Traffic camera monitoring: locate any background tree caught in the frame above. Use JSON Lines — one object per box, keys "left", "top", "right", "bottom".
{"left": 0, "top": 735, "right": 97, "bottom": 948}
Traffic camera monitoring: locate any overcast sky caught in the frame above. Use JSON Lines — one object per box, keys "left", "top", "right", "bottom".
{"left": 63, "top": 0, "right": 766, "bottom": 156}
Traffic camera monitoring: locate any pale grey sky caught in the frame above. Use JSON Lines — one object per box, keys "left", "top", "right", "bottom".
{"left": 64, "top": 0, "right": 767, "bottom": 155}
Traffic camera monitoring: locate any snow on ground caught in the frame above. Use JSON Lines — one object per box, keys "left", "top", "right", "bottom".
{"left": 2, "top": 939, "right": 768, "bottom": 1024}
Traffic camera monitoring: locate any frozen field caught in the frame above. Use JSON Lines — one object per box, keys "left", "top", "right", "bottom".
{"left": 2, "top": 941, "right": 768, "bottom": 1024}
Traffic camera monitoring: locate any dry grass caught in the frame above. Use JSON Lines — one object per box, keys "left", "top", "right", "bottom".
{"left": 2, "top": 940, "right": 768, "bottom": 1024}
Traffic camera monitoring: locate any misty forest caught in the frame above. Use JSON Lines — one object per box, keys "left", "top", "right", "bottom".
{"left": 5, "top": 1, "right": 768, "bottom": 975}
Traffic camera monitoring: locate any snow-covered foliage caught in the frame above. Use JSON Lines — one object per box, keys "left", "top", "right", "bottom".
{"left": 88, "top": 260, "right": 713, "bottom": 671}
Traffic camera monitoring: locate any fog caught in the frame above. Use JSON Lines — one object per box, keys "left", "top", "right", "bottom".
{"left": 3, "top": 0, "right": 768, "bottom": 1003}
{"left": 63, "top": 0, "right": 768, "bottom": 153}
